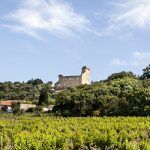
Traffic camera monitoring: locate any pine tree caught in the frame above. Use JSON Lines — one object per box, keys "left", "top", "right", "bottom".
{"left": 38, "top": 86, "right": 50, "bottom": 106}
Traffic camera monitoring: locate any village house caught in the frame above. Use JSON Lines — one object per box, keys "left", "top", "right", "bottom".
{"left": 42, "top": 105, "right": 55, "bottom": 112}
{"left": 0, "top": 100, "right": 36, "bottom": 112}
{"left": 20, "top": 103, "right": 36, "bottom": 111}
{"left": 0, "top": 100, "right": 24, "bottom": 112}
{"left": 0, "top": 100, "right": 25, "bottom": 108}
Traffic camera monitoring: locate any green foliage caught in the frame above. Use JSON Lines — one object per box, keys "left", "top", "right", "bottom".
{"left": 38, "top": 85, "right": 52, "bottom": 106}
{"left": 12, "top": 103, "right": 25, "bottom": 115}
{"left": 12, "top": 102, "right": 20, "bottom": 114}
{"left": 107, "top": 71, "right": 137, "bottom": 81}
{"left": 0, "top": 79, "right": 53, "bottom": 102}
{"left": 27, "top": 78, "right": 43, "bottom": 85}
{"left": 38, "top": 90, "right": 49, "bottom": 106}
{"left": 27, "top": 107, "right": 35, "bottom": 113}
{"left": 0, "top": 115, "right": 150, "bottom": 149}
{"left": 54, "top": 76, "right": 150, "bottom": 117}
{"left": 140, "top": 64, "right": 150, "bottom": 79}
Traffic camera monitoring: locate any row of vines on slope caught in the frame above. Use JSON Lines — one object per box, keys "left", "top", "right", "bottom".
{"left": 0, "top": 115, "right": 150, "bottom": 150}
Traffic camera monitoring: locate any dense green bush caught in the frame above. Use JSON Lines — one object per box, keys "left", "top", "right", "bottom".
{"left": 0, "top": 79, "right": 53, "bottom": 101}
{"left": 54, "top": 75, "right": 150, "bottom": 117}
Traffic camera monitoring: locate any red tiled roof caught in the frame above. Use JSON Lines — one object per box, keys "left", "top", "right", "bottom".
{"left": 0, "top": 100, "right": 26, "bottom": 106}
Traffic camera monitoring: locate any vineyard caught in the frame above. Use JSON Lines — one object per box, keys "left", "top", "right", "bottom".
{"left": 0, "top": 115, "right": 150, "bottom": 150}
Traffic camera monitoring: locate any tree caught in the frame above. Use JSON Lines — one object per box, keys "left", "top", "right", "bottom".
{"left": 54, "top": 75, "right": 150, "bottom": 117}
{"left": 0, "top": 79, "right": 46, "bottom": 101}
{"left": 140, "top": 64, "right": 150, "bottom": 79}
{"left": 107, "top": 71, "right": 136, "bottom": 81}
{"left": 27, "top": 78, "right": 43, "bottom": 85}
{"left": 38, "top": 86, "right": 51, "bottom": 106}
{"left": 12, "top": 102, "right": 25, "bottom": 115}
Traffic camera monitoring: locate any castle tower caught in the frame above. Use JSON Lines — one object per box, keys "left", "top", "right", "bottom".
{"left": 54, "top": 66, "right": 91, "bottom": 91}
{"left": 81, "top": 66, "right": 90, "bottom": 85}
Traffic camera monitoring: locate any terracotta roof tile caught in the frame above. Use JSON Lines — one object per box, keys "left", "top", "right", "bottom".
{"left": 0, "top": 100, "right": 26, "bottom": 106}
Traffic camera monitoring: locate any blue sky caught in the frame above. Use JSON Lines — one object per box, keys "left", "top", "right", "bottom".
{"left": 0, "top": 0, "right": 150, "bottom": 83}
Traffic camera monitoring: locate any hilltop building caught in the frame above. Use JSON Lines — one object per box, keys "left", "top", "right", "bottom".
{"left": 54, "top": 66, "right": 90, "bottom": 91}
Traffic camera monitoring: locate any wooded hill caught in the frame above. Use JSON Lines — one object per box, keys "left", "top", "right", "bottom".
{"left": 53, "top": 65, "right": 150, "bottom": 116}
{"left": 1, "top": 64, "right": 150, "bottom": 116}
{"left": 0, "top": 79, "right": 52, "bottom": 104}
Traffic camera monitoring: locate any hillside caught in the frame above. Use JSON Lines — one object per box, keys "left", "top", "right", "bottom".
{"left": 0, "top": 79, "right": 52, "bottom": 104}
{"left": 53, "top": 70, "right": 150, "bottom": 117}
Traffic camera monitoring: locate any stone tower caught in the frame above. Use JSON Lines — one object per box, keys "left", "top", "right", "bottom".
{"left": 81, "top": 66, "right": 90, "bottom": 85}
{"left": 54, "top": 66, "right": 91, "bottom": 91}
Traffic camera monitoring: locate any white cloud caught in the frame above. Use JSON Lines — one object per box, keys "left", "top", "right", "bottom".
{"left": 110, "top": 51, "right": 150, "bottom": 67}
{"left": 108, "top": 0, "right": 150, "bottom": 32}
{"left": 2, "top": 0, "right": 150, "bottom": 38}
{"left": 1, "top": 0, "right": 90, "bottom": 38}
{"left": 110, "top": 59, "right": 128, "bottom": 67}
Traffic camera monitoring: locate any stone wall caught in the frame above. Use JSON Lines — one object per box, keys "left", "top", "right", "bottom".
{"left": 55, "top": 75, "right": 81, "bottom": 90}
{"left": 55, "top": 66, "right": 90, "bottom": 90}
